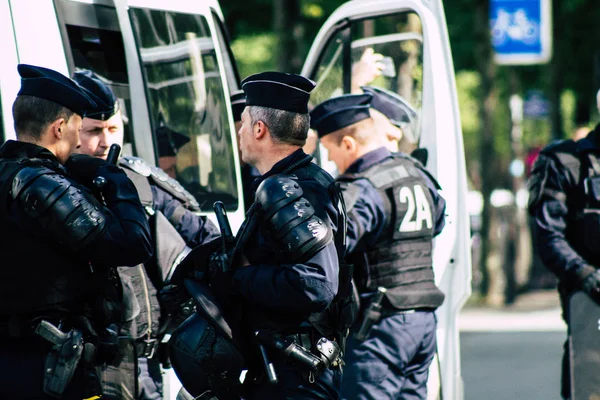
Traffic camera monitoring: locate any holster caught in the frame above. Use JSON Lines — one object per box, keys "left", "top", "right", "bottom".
{"left": 35, "top": 320, "right": 85, "bottom": 398}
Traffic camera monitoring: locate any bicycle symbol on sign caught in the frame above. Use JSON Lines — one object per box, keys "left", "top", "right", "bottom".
{"left": 491, "top": 8, "right": 539, "bottom": 46}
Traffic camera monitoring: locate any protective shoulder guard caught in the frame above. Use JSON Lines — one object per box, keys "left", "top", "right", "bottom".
{"left": 255, "top": 174, "right": 334, "bottom": 261}
{"left": 539, "top": 139, "right": 582, "bottom": 184}
{"left": 527, "top": 142, "right": 579, "bottom": 213}
{"left": 120, "top": 155, "right": 200, "bottom": 211}
{"left": 11, "top": 166, "right": 107, "bottom": 251}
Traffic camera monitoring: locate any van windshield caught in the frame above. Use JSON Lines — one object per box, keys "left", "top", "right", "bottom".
{"left": 130, "top": 8, "right": 239, "bottom": 211}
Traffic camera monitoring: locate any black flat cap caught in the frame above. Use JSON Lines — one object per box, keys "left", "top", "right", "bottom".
{"left": 310, "top": 94, "right": 372, "bottom": 138}
{"left": 156, "top": 114, "right": 190, "bottom": 157}
{"left": 17, "top": 64, "right": 97, "bottom": 117}
{"left": 230, "top": 90, "right": 246, "bottom": 122}
{"left": 241, "top": 71, "right": 315, "bottom": 114}
{"left": 73, "top": 70, "right": 119, "bottom": 121}
{"left": 361, "top": 86, "right": 417, "bottom": 129}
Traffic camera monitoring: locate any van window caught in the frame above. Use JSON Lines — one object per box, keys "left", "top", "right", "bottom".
{"left": 130, "top": 8, "right": 239, "bottom": 210}
{"left": 55, "top": 0, "right": 134, "bottom": 154}
{"left": 308, "top": 12, "right": 424, "bottom": 153}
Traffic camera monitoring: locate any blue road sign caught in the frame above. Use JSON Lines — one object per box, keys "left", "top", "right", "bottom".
{"left": 490, "top": 0, "right": 552, "bottom": 65}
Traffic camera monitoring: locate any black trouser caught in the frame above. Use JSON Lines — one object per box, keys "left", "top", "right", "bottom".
{"left": 0, "top": 337, "right": 85, "bottom": 400}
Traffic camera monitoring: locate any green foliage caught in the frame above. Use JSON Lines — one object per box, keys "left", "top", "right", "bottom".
{"left": 230, "top": 34, "right": 278, "bottom": 79}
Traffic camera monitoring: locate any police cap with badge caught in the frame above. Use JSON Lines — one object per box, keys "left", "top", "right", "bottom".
{"left": 362, "top": 85, "right": 417, "bottom": 142}
{"left": 310, "top": 93, "right": 373, "bottom": 137}
{"left": 72, "top": 70, "right": 119, "bottom": 120}
{"left": 17, "top": 64, "right": 97, "bottom": 117}
{"left": 241, "top": 71, "right": 315, "bottom": 114}
{"left": 361, "top": 86, "right": 416, "bottom": 129}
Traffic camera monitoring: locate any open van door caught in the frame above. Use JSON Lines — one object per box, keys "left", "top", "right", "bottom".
{"left": 301, "top": 1, "right": 472, "bottom": 399}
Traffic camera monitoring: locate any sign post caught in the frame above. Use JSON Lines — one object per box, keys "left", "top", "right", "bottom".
{"left": 490, "top": 0, "right": 552, "bottom": 65}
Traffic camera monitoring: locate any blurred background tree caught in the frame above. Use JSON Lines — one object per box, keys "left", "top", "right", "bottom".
{"left": 220, "top": 0, "right": 600, "bottom": 303}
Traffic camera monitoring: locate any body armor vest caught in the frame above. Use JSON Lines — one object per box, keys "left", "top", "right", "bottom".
{"left": 118, "top": 156, "right": 192, "bottom": 340}
{"left": 549, "top": 144, "right": 600, "bottom": 266}
{"left": 339, "top": 154, "right": 445, "bottom": 310}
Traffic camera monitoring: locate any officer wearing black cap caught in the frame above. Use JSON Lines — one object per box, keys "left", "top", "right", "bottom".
{"left": 175, "top": 71, "right": 349, "bottom": 399}
{"left": 361, "top": 85, "right": 417, "bottom": 154}
{"left": 0, "top": 64, "right": 152, "bottom": 399}
{"left": 311, "top": 93, "right": 446, "bottom": 400}
{"left": 72, "top": 70, "right": 218, "bottom": 400}
{"left": 231, "top": 90, "right": 261, "bottom": 213}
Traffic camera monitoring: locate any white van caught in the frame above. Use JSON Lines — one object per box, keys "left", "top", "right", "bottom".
{"left": 0, "top": 1, "right": 471, "bottom": 399}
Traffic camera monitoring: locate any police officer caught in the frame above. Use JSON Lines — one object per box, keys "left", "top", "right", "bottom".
{"left": 231, "top": 90, "right": 260, "bottom": 213}
{"left": 72, "top": 70, "right": 219, "bottom": 400}
{"left": 311, "top": 92, "right": 446, "bottom": 400}
{"left": 361, "top": 86, "right": 417, "bottom": 154}
{"left": 528, "top": 93, "right": 600, "bottom": 400}
{"left": 200, "top": 72, "right": 347, "bottom": 399}
{"left": 0, "top": 64, "right": 152, "bottom": 399}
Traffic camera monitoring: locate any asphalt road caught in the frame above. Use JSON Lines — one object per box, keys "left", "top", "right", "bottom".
{"left": 461, "top": 331, "right": 565, "bottom": 400}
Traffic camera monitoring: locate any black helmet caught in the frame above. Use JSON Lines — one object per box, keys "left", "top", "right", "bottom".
{"left": 169, "top": 279, "right": 245, "bottom": 399}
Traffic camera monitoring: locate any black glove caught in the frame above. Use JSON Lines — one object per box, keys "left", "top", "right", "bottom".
{"left": 581, "top": 270, "right": 600, "bottom": 303}
{"left": 159, "top": 283, "right": 191, "bottom": 316}
{"left": 170, "top": 237, "right": 223, "bottom": 283}
{"left": 65, "top": 153, "right": 110, "bottom": 187}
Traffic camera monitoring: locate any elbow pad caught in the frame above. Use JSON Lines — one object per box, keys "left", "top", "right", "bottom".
{"left": 12, "top": 166, "right": 107, "bottom": 251}
{"left": 255, "top": 175, "right": 333, "bottom": 261}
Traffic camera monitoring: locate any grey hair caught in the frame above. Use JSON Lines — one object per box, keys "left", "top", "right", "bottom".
{"left": 248, "top": 106, "right": 309, "bottom": 146}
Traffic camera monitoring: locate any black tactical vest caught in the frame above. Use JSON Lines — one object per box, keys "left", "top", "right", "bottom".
{"left": 545, "top": 141, "right": 600, "bottom": 266}
{"left": 338, "top": 153, "right": 445, "bottom": 310}
{"left": 118, "top": 156, "right": 194, "bottom": 340}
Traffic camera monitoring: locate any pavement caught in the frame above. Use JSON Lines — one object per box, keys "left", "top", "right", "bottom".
{"left": 459, "top": 289, "right": 567, "bottom": 332}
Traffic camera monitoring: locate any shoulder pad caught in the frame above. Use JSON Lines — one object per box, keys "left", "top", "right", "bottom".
{"left": 120, "top": 155, "right": 200, "bottom": 211}
{"left": 148, "top": 164, "right": 200, "bottom": 211}
{"left": 120, "top": 155, "right": 152, "bottom": 177}
{"left": 255, "top": 175, "right": 304, "bottom": 217}
{"left": 12, "top": 166, "right": 107, "bottom": 250}
{"left": 540, "top": 139, "right": 577, "bottom": 155}
{"left": 538, "top": 140, "right": 582, "bottom": 183}
{"left": 256, "top": 174, "right": 333, "bottom": 262}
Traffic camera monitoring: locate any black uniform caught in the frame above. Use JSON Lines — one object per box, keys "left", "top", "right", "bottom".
{"left": 0, "top": 140, "right": 152, "bottom": 399}
{"left": 236, "top": 149, "right": 345, "bottom": 399}
{"left": 528, "top": 124, "right": 600, "bottom": 399}
{"left": 99, "top": 156, "right": 219, "bottom": 400}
